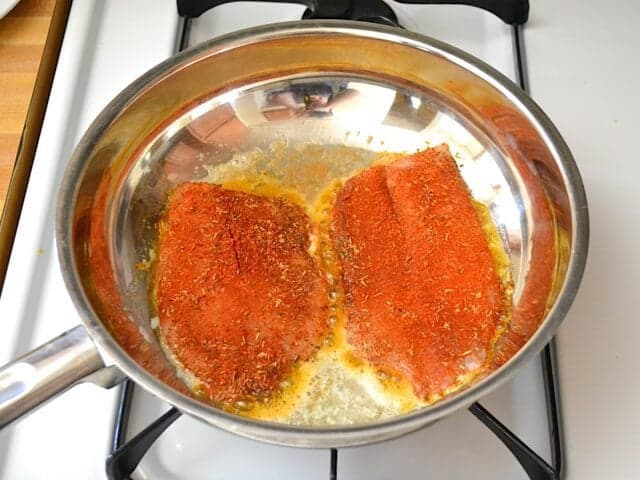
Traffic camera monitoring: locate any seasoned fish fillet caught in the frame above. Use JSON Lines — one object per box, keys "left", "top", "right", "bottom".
{"left": 331, "top": 146, "right": 507, "bottom": 400}
{"left": 155, "top": 183, "right": 329, "bottom": 405}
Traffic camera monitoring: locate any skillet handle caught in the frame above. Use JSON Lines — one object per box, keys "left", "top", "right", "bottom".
{"left": 0, "top": 325, "right": 114, "bottom": 429}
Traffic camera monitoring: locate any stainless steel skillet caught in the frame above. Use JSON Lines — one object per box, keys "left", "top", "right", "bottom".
{"left": 0, "top": 21, "right": 588, "bottom": 448}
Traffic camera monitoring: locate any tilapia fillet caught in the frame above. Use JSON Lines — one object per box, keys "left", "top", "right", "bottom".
{"left": 331, "top": 146, "right": 507, "bottom": 400}
{"left": 155, "top": 183, "right": 330, "bottom": 406}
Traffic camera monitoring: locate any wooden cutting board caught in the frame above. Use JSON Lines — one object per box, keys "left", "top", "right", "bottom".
{"left": 0, "top": 0, "right": 55, "bottom": 215}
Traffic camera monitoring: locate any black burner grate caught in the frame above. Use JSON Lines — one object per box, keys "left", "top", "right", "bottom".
{"left": 176, "top": 0, "right": 529, "bottom": 26}
{"left": 106, "top": 2, "right": 564, "bottom": 478}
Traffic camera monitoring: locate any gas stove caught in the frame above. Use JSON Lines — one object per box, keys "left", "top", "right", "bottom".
{"left": 0, "top": 1, "right": 638, "bottom": 479}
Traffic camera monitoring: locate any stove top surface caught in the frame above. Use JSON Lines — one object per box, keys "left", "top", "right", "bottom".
{"left": 0, "top": 1, "right": 638, "bottom": 479}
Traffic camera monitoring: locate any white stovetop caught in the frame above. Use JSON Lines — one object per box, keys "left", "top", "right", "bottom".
{"left": 0, "top": 1, "right": 638, "bottom": 479}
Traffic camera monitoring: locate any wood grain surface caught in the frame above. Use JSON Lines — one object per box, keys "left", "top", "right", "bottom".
{"left": 0, "top": 0, "right": 55, "bottom": 215}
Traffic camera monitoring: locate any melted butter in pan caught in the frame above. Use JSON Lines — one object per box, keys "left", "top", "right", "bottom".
{"left": 152, "top": 145, "right": 512, "bottom": 425}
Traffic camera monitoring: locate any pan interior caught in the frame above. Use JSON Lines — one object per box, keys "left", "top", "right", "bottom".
{"left": 107, "top": 73, "right": 527, "bottom": 424}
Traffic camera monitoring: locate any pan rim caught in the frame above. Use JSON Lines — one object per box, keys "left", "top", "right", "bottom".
{"left": 55, "top": 19, "right": 589, "bottom": 447}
